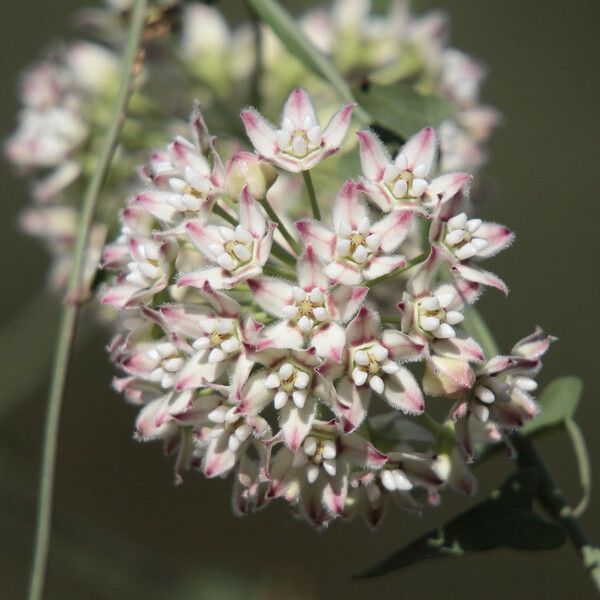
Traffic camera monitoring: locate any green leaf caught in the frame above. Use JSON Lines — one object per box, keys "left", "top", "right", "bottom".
{"left": 521, "top": 376, "right": 583, "bottom": 437}
{"left": 245, "top": 0, "right": 370, "bottom": 123}
{"left": 460, "top": 306, "right": 500, "bottom": 358}
{"left": 353, "top": 82, "right": 453, "bottom": 141}
{"left": 356, "top": 469, "right": 566, "bottom": 579}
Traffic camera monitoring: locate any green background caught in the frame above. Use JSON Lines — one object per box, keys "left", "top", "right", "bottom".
{"left": 1, "top": 1, "right": 599, "bottom": 598}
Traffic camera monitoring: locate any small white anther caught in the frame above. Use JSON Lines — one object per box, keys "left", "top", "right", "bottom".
{"left": 208, "top": 347, "right": 226, "bottom": 363}
{"left": 160, "top": 373, "right": 175, "bottom": 389}
{"left": 515, "top": 377, "right": 538, "bottom": 392}
{"left": 420, "top": 315, "right": 440, "bottom": 332}
{"left": 220, "top": 338, "right": 240, "bottom": 354}
{"left": 216, "top": 320, "right": 233, "bottom": 334}
{"left": 455, "top": 243, "right": 477, "bottom": 260}
{"left": 193, "top": 337, "right": 210, "bottom": 350}
{"left": 371, "top": 344, "right": 388, "bottom": 362}
{"left": 392, "top": 178, "right": 408, "bottom": 198}
{"left": 298, "top": 315, "right": 313, "bottom": 332}
{"left": 381, "top": 470, "right": 396, "bottom": 491}
{"left": 412, "top": 163, "right": 428, "bottom": 179}
{"left": 358, "top": 217, "right": 370, "bottom": 235}
{"left": 279, "top": 362, "right": 294, "bottom": 380}
{"left": 472, "top": 403, "right": 490, "bottom": 422}
{"left": 157, "top": 342, "right": 176, "bottom": 357}
{"left": 475, "top": 385, "right": 495, "bottom": 403}
{"left": 352, "top": 367, "right": 368, "bottom": 386}
{"left": 234, "top": 225, "right": 252, "bottom": 243}
{"left": 303, "top": 436, "right": 317, "bottom": 456}
{"left": 411, "top": 179, "right": 428, "bottom": 197}
{"left": 216, "top": 253, "right": 236, "bottom": 271}
{"left": 445, "top": 229, "right": 465, "bottom": 246}
{"left": 218, "top": 226, "right": 234, "bottom": 241}
{"left": 445, "top": 311, "right": 464, "bottom": 325}
{"left": 162, "top": 357, "right": 184, "bottom": 372}
{"left": 448, "top": 213, "right": 468, "bottom": 229}
{"left": 353, "top": 244, "right": 369, "bottom": 263}
{"left": 322, "top": 459, "right": 337, "bottom": 477}
{"left": 313, "top": 306, "right": 328, "bottom": 321}
{"left": 149, "top": 367, "right": 164, "bottom": 382}
{"left": 369, "top": 375, "right": 385, "bottom": 395}
{"left": 208, "top": 406, "right": 227, "bottom": 423}
{"left": 236, "top": 423, "right": 252, "bottom": 441}
{"left": 382, "top": 360, "right": 400, "bottom": 374}
{"left": 420, "top": 296, "right": 440, "bottom": 311}
{"left": 395, "top": 153, "right": 408, "bottom": 171}
{"left": 292, "top": 286, "right": 305, "bottom": 302}
{"left": 265, "top": 373, "right": 280, "bottom": 389}
{"left": 283, "top": 305, "right": 299, "bottom": 319}
{"left": 228, "top": 435, "right": 241, "bottom": 453}
{"left": 306, "top": 464, "right": 320, "bottom": 483}
{"left": 435, "top": 292, "right": 455, "bottom": 308}
{"left": 292, "top": 390, "right": 306, "bottom": 408}
{"left": 354, "top": 350, "right": 370, "bottom": 366}
{"left": 307, "top": 125, "right": 321, "bottom": 145}
{"left": 233, "top": 244, "right": 251, "bottom": 261}
{"left": 338, "top": 220, "right": 352, "bottom": 238}
{"left": 393, "top": 470, "right": 413, "bottom": 491}
{"left": 471, "top": 237, "right": 489, "bottom": 252}
{"left": 208, "top": 243, "right": 223, "bottom": 257}
{"left": 292, "top": 135, "right": 308, "bottom": 156}
{"left": 310, "top": 287, "right": 324, "bottom": 304}
{"left": 336, "top": 238, "right": 351, "bottom": 256}
{"left": 294, "top": 371, "right": 310, "bottom": 389}
{"left": 365, "top": 233, "right": 381, "bottom": 252}
{"left": 274, "top": 391, "right": 288, "bottom": 409}
{"left": 147, "top": 348, "right": 161, "bottom": 362}
{"left": 433, "top": 323, "right": 456, "bottom": 339}
{"left": 168, "top": 177, "right": 186, "bottom": 192}
{"left": 276, "top": 129, "right": 291, "bottom": 150}
{"left": 466, "top": 218, "right": 482, "bottom": 232}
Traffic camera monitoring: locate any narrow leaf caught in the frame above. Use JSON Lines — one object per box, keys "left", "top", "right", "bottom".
{"left": 245, "top": 0, "right": 370, "bottom": 123}
{"left": 354, "top": 82, "right": 453, "bottom": 141}
{"left": 356, "top": 469, "right": 566, "bottom": 579}
{"left": 521, "top": 376, "right": 583, "bottom": 437}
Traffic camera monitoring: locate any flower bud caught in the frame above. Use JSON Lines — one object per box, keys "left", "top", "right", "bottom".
{"left": 225, "top": 151, "right": 277, "bottom": 199}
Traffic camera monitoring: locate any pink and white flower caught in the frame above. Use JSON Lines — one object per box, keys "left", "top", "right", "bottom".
{"left": 320, "top": 307, "right": 425, "bottom": 432}
{"left": 267, "top": 420, "right": 387, "bottom": 526}
{"left": 295, "top": 180, "right": 409, "bottom": 285}
{"left": 247, "top": 245, "right": 368, "bottom": 361}
{"left": 241, "top": 88, "right": 355, "bottom": 172}
{"left": 356, "top": 127, "right": 471, "bottom": 213}
{"left": 178, "top": 186, "right": 275, "bottom": 290}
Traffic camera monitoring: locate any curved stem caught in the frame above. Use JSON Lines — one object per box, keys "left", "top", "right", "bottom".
{"left": 302, "top": 170, "right": 320, "bottom": 220}
{"left": 27, "top": 3, "right": 148, "bottom": 599}
{"left": 258, "top": 197, "right": 300, "bottom": 255}
{"left": 512, "top": 433, "right": 600, "bottom": 594}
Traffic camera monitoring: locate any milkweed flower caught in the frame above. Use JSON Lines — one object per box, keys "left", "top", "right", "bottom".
{"left": 99, "top": 93, "right": 550, "bottom": 530}
{"left": 241, "top": 88, "right": 355, "bottom": 172}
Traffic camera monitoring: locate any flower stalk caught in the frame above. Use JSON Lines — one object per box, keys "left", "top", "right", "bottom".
{"left": 27, "top": 2, "right": 148, "bottom": 599}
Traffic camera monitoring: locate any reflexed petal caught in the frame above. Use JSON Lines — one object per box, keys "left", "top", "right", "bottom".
{"left": 282, "top": 88, "right": 318, "bottom": 129}
{"left": 280, "top": 396, "right": 315, "bottom": 451}
{"left": 247, "top": 277, "right": 294, "bottom": 317}
{"left": 240, "top": 109, "right": 278, "bottom": 158}
{"left": 321, "top": 103, "right": 355, "bottom": 149}
{"left": 511, "top": 326, "right": 555, "bottom": 360}
{"left": 329, "top": 286, "right": 368, "bottom": 323}
{"left": 297, "top": 245, "right": 329, "bottom": 291}
{"left": 340, "top": 432, "right": 387, "bottom": 469}
{"left": 401, "top": 127, "right": 436, "bottom": 173}
{"left": 197, "top": 282, "right": 241, "bottom": 317}
{"left": 256, "top": 320, "right": 303, "bottom": 351}
{"left": 238, "top": 186, "right": 266, "bottom": 237}
{"left": 334, "top": 376, "right": 370, "bottom": 433}
{"left": 425, "top": 172, "right": 471, "bottom": 205}
{"left": 322, "top": 472, "right": 348, "bottom": 516}
{"left": 423, "top": 356, "right": 475, "bottom": 395}
{"left": 312, "top": 322, "right": 345, "bottom": 363}
{"left": 356, "top": 129, "right": 390, "bottom": 182}
{"left": 324, "top": 259, "right": 362, "bottom": 285}
{"left": 475, "top": 222, "right": 515, "bottom": 258}
{"left": 185, "top": 221, "right": 223, "bottom": 258}
{"left": 370, "top": 209, "right": 413, "bottom": 252}
{"left": 363, "top": 255, "right": 406, "bottom": 280}
{"left": 345, "top": 306, "right": 380, "bottom": 347}
{"left": 453, "top": 264, "right": 508, "bottom": 296}
{"left": 332, "top": 180, "right": 367, "bottom": 231}
{"left": 384, "top": 367, "right": 424, "bottom": 414}
{"left": 433, "top": 336, "right": 485, "bottom": 363}
{"left": 357, "top": 179, "right": 394, "bottom": 212}
{"left": 408, "top": 246, "right": 440, "bottom": 296}
{"left": 203, "top": 437, "right": 237, "bottom": 478}
{"left": 295, "top": 219, "right": 336, "bottom": 261}
{"left": 381, "top": 329, "right": 425, "bottom": 362}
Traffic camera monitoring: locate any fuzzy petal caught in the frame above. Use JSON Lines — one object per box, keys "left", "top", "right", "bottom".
{"left": 312, "top": 322, "right": 345, "bottom": 363}
{"left": 345, "top": 306, "right": 380, "bottom": 347}
{"left": 295, "top": 219, "right": 336, "bottom": 262}
{"left": 238, "top": 186, "right": 267, "bottom": 237}
{"left": 357, "top": 129, "right": 389, "bottom": 182}
{"left": 363, "top": 255, "right": 406, "bottom": 280}
{"left": 321, "top": 103, "right": 355, "bottom": 149}
{"left": 282, "top": 88, "right": 318, "bottom": 129}
{"left": 370, "top": 209, "right": 413, "bottom": 252}
{"left": 384, "top": 367, "right": 425, "bottom": 414}
{"left": 332, "top": 180, "right": 367, "bottom": 231}
{"left": 240, "top": 109, "right": 278, "bottom": 158}
{"left": 453, "top": 263, "right": 508, "bottom": 296}
{"left": 297, "top": 245, "right": 329, "bottom": 291}
{"left": 280, "top": 396, "right": 315, "bottom": 451}
{"left": 247, "top": 277, "right": 294, "bottom": 318}
{"left": 401, "top": 127, "right": 436, "bottom": 173}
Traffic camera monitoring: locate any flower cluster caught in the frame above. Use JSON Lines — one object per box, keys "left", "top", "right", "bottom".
{"left": 102, "top": 90, "right": 552, "bottom": 528}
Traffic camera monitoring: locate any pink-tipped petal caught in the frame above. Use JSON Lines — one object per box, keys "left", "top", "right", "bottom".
{"left": 433, "top": 336, "right": 485, "bottom": 363}
{"left": 324, "top": 259, "right": 362, "bottom": 285}
{"left": 345, "top": 306, "right": 380, "bottom": 347}
{"left": 238, "top": 186, "right": 267, "bottom": 237}
{"left": 356, "top": 129, "right": 389, "bottom": 182}
{"left": 321, "top": 103, "right": 355, "bottom": 149}
{"left": 330, "top": 286, "right": 369, "bottom": 323}
{"left": 295, "top": 219, "right": 336, "bottom": 262}
{"left": 362, "top": 255, "right": 406, "bottom": 280}
{"left": 282, "top": 88, "right": 318, "bottom": 129}
{"left": 247, "top": 277, "right": 294, "bottom": 318}
{"left": 370, "top": 209, "right": 413, "bottom": 252}
{"left": 312, "top": 322, "right": 345, "bottom": 363}
{"left": 280, "top": 397, "right": 315, "bottom": 451}
{"left": 475, "top": 222, "right": 515, "bottom": 258}
{"left": 240, "top": 109, "right": 278, "bottom": 158}
{"left": 332, "top": 180, "right": 367, "bottom": 230}
{"left": 453, "top": 264, "right": 509, "bottom": 296}
{"left": 384, "top": 367, "right": 425, "bottom": 414}
{"left": 401, "top": 127, "right": 437, "bottom": 173}
{"left": 297, "top": 245, "right": 329, "bottom": 291}
{"left": 381, "top": 329, "right": 426, "bottom": 362}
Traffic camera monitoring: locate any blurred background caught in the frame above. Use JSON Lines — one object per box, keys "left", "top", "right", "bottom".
{"left": 1, "top": 1, "right": 599, "bottom": 598}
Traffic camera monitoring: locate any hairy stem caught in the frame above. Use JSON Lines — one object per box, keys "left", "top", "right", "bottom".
{"left": 302, "top": 170, "right": 320, "bottom": 220}
{"left": 512, "top": 433, "right": 600, "bottom": 594}
{"left": 27, "top": 3, "right": 148, "bottom": 599}
{"left": 258, "top": 197, "right": 301, "bottom": 255}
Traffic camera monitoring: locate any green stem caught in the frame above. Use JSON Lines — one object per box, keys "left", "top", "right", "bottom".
{"left": 302, "top": 170, "right": 320, "bottom": 220}
{"left": 248, "top": 4, "right": 262, "bottom": 108}
{"left": 512, "top": 433, "right": 600, "bottom": 594}
{"left": 263, "top": 264, "right": 296, "bottom": 280}
{"left": 258, "top": 197, "right": 301, "bottom": 255}
{"left": 366, "top": 252, "right": 427, "bottom": 287}
{"left": 27, "top": 3, "right": 147, "bottom": 600}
